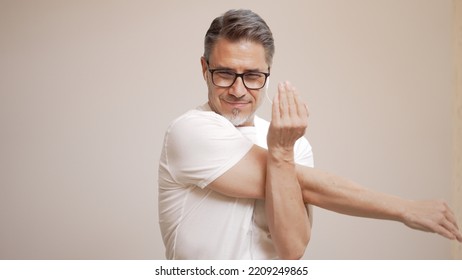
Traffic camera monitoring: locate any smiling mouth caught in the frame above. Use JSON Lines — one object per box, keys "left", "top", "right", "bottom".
{"left": 222, "top": 98, "right": 251, "bottom": 106}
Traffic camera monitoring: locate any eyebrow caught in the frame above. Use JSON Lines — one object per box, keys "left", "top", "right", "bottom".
{"left": 210, "top": 65, "right": 268, "bottom": 73}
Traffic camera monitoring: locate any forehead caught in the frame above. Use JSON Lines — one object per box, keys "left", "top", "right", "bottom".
{"left": 209, "top": 38, "right": 268, "bottom": 70}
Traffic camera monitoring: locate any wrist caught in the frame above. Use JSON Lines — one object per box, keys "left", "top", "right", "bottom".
{"left": 388, "top": 196, "right": 411, "bottom": 223}
{"left": 268, "top": 146, "right": 295, "bottom": 164}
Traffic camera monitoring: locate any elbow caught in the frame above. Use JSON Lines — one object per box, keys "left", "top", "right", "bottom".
{"left": 278, "top": 233, "right": 311, "bottom": 260}
{"left": 280, "top": 244, "right": 309, "bottom": 260}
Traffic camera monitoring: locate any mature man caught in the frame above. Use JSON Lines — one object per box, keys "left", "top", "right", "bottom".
{"left": 158, "top": 9, "right": 461, "bottom": 260}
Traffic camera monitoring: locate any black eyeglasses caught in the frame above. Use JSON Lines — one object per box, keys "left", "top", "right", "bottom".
{"left": 207, "top": 63, "right": 270, "bottom": 90}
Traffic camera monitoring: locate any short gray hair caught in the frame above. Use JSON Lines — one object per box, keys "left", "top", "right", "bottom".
{"left": 204, "top": 9, "right": 275, "bottom": 66}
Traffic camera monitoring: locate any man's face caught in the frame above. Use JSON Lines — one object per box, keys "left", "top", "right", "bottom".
{"left": 201, "top": 38, "right": 269, "bottom": 126}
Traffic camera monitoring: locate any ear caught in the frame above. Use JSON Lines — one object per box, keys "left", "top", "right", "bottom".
{"left": 200, "top": 56, "right": 208, "bottom": 81}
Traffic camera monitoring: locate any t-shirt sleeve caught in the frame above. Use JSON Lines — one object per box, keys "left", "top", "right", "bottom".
{"left": 294, "top": 137, "right": 314, "bottom": 168}
{"left": 164, "top": 111, "right": 254, "bottom": 189}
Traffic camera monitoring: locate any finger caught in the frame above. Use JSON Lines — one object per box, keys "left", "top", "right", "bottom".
{"left": 435, "top": 224, "right": 457, "bottom": 240}
{"left": 272, "top": 86, "right": 281, "bottom": 122}
{"left": 293, "top": 86, "right": 309, "bottom": 118}
{"left": 444, "top": 205, "right": 460, "bottom": 230}
{"left": 442, "top": 217, "right": 462, "bottom": 242}
{"left": 457, "top": 231, "right": 462, "bottom": 242}
{"left": 440, "top": 203, "right": 462, "bottom": 241}
{"left": 279, "top": 81, "right": 308, "bottom": 118}
{"left": 284, "top": 81, "right": 297, "bottom": 117}
{"left": 278, "top": 82, "right": 289, "bottom": 119}
{"left": 440, "top": 218, "right": 460, "bottom": 240}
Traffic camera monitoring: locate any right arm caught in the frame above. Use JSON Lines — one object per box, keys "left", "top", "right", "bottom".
{"left": 296, "top": 166, "right": 462, "bottom": 241}
{"left": 210, "top": 141, "right": 462, "bottom": 242}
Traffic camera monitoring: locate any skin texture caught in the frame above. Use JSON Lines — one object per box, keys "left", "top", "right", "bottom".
{"left": 202, "top": 38, "right": 462, "bottom": 259}
{"left": 265, "top": 82, "right": 311, "bottom": 259}
{"left": 201, "top": 39, "right": 266, "bottom": 127}
{"left": 202, "top": 38, "right": 311, "bottom": 258}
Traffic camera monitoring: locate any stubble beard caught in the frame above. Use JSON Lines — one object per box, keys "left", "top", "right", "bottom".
{"left": 224, "top": 108, "right": 253, "bottom": 126}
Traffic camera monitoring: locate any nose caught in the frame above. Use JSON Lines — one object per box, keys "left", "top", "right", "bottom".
{"left": 228, "top": 76, "right": 247, "bottom": 98}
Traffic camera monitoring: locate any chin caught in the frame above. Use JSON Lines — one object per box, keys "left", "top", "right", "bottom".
{"left": 226, "top": 116, "right": 248, "bottom": 126}
{"left": 223, "top": 110, "right": 254, "bottom": 126}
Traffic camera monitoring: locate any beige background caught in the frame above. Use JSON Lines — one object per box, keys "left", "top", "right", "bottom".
{"left": 453, "top": 0, "right": 462, "bottom": 259}
{"left": 0, "top": 0, "right": 460, "bottom": 259}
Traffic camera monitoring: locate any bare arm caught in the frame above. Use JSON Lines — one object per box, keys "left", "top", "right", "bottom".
{"left": 296, "top": 166, "right": 462, "bottom": 241}
{"left": 210, "top": 145, "right": 462, "bottom": 242}
{"left": 208, "top": 84, "right": 462, "bottom": 248}
{"left": 209, "top": 82, "right": 311, "bottom": 259}
{"left": 264, "top": 82, "right": 310, "bottom": 259}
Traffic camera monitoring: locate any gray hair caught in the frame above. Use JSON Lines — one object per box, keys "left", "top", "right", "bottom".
{"left": 204, "top": 9, "right": 275, "bottom": 66}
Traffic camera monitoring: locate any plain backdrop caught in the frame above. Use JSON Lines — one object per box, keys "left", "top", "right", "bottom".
{"left": 0, "top": 0, "right": 459, "bottom": 259}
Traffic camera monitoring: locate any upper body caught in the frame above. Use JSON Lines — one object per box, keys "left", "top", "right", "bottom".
{"left": 157, "top": 9, "right": 461, "bottom": 260}
{"left": 158, "top": 103, "right": 313, "bottom": 259}
{"left": 158, "top": 9, "right": 313, "bottom": 259}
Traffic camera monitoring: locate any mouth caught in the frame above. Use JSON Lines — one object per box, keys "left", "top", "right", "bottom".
{"left": 222, "top": 98, "right": 251, "bottom": 108}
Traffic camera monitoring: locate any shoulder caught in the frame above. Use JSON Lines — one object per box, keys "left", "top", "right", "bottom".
{"left": 170, "top": 108, "right": 229, "bottom": 127}
{"left": 167, "top": 108, "right": 235, "bottom": 137}
{"left": 161, "top": 107, "right": 254, "bottom": 188}
{"left": 164, "top": 108, "right": 251, "bottom": 154}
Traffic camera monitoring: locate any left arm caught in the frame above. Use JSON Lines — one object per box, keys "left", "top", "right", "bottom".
{"left": 265, "top": 82, "right": 311, "bottom": 259}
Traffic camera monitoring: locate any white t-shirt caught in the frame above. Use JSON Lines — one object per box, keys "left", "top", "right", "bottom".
{"left": 158, "top": 104, "right": 314, "bottom": 259}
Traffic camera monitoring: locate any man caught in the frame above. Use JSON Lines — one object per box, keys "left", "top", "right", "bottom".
{"left": 158, "top": 9, "right": 461, "bottom": 260}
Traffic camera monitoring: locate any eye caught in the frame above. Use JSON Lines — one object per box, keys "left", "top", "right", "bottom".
{"left": 214, "top": 70, "right": 235, "bottom": 79}
{"left": 244, "top": 72, "right": 265, "bottom": 81}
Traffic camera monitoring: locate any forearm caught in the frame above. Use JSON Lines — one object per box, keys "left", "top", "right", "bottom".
{"left": 266, "top": 148, "right": 310, "bottom": 260}
{"left": 210, "top": 147, "right": 462, "bottom": 241}
{"left": 297, "top": 166, "right": 406, "bottom": 222}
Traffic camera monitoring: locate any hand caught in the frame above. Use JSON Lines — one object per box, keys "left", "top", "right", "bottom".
{"left": 402, "top": 199, "right": 462, "bottom": 242}
{"left": 267, "top": 81, "right": 309, "bottom": 152}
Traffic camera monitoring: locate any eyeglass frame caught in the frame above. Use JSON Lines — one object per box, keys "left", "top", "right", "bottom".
{"left": 206, "top": 61, "right": 270, "bottom": 90}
